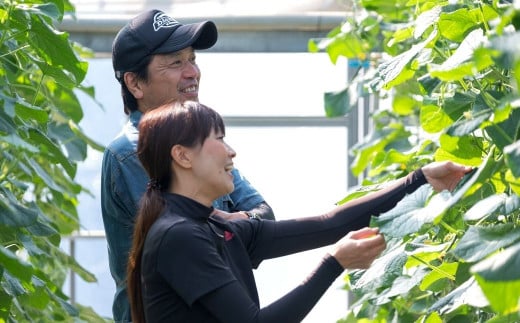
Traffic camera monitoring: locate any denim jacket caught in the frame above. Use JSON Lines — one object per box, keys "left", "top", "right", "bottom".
{"left": 100, "top": 110, "right": 266, "bottom": 322}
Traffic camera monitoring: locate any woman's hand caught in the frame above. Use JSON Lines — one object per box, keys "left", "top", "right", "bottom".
{"left": 422, "top": 161, "right": 473, "bottom": 192}
{"left": 331, "top": 227, "right": 386, "bottom": 270}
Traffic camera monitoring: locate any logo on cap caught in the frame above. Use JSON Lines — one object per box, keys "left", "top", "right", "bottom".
{"left": 153, "top": 12, "right": 178, "bottom": 32}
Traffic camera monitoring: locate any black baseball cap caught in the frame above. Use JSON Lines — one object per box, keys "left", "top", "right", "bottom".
{"left": 112, "top": 9, "right": 218, "bottom": 81}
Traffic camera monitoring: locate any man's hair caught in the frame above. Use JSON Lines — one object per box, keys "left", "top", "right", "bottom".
{"left": 121, "top": 56, "right": 152, "bottom": 114}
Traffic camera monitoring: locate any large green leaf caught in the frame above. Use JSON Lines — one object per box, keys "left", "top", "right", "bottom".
{"left": 430, "top": 29, "right": 492, "bottom": 81}
{"left": 452, "top": 223, "right": 520, "bottom": 262}
{"left": 371, "top": 185, "right": 448, "bottom": 239}
{"left": 26, "top": 128, "right": 75, "bottom": 178}
{"left": 25, "top": 11, "right": 87, "bottom": 84}
{"left": 438, "top": 7, "right": 479, "bottom": 42}
{"left": 48, "top": 122, "right": 87, "bottom": 162}
{"left": 420, "top": 104, "right": 453, "bottom": 133}
{"left": 472, "top": 242, "right": 520, "bottom": 314}
{"left": 324, "top": 86, "right": 355, "bottom": 118}
{"left": 369, "top": 30, "right": 437, "bottom": 91}
{"left": 463, "top": 193, "right": 519, "bottom": 222}
{"left": 437, "top": 134, "right": 483, "bottom": 166}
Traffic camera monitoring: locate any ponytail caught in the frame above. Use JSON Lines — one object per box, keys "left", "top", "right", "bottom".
{"left": 127, "top": 184, "right": 165, "bottom": 323}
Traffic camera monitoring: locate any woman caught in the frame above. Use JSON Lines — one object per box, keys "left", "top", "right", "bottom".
{"left": 127, "top": 101, "right": 472, "bottom": 323}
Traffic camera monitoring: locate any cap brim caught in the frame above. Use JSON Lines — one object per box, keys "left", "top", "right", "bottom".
{"left": 153, "top": 21, "right": 217, "bottom": 54}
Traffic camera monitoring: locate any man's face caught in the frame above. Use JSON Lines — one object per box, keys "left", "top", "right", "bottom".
{"left": 139, "top": 47, "right": 201, "bottom": 111}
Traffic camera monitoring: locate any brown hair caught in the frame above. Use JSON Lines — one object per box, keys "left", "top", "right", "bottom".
{"left": 127, "top": 101, "right": 225, "bottom": 323}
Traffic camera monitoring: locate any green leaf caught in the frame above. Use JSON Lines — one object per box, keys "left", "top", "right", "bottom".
{"left": 372, "top": 185, "right": 448, "bottom": 239}
{"left": 370, "top": 30, "right": 437, "bottom": 91}
{"left": 429, "top": 29, "right": 490, "bottom": 81}
{"left": 414, "top": 6, "right": 442, "bottom": 39}
{"left": 351, "top": 123, "right": 410, "bottom": 176}
{"left": 446, "top": 108, "right": 492, "bottom": 137}
{"left": 48, "top": 122, "right": 87, "bottom": 162}
{"left": 485, "top": 108, "right": 520, "bottom": 150}
{"left": 324, "top": 86, "right": 352, "bottom": 117}
{"left": 463, "top": 193, "right": 520, "bottom": 222}
{"left": 0, "top": 108, "right": 18, "bottom": 135}
{"left": 377, "top": 267, "right": 429, "bottom": 301}
{"left": 0, "top": 187, "right": 38, "bottom": 227}
{"left": 68, "top": 120, "right": 105, "bottom": 152}
{"left": 442, "top": 92, "right": 476, "bottom": 121}
{"left": 452, "top": 223, "right": 520, "bottom": 262}
{"left": 438, "top": 7, "right": 479, "bottom": 42}
{"left": 471, "top": 241, "right": 520, "bottom": 281}
{"left": 352, "top": 241, "right": 408, "bottom": 291}
{"left": 49, "top": 86, "right": 84, "bottom": 123}
{"left": 26, "top": 128, "right": 75, "bottom": 178}
{"left": 472, "top": 242, "right": 520, "bottom": 314}
{"left": 429, "top": 277, "right": 489, "bottom": 314}
{"left": 17, "top": 276, "right": 50, "bottom": 310}
{"left": 26, "top": 13, "right": 87, "bottom": 84}
{"left": 438, "top": 134, "right": 483, "bottom": 165}
{"left": 405, "top": 239, "right": 450, "bottom": 269}
{"left": 360, "top": 0, "right": 414, "bottom": 20}
{"left": 19, "top": 3, "right": 61, "bottom": 22}
{"left": 14, "top": 102, "right": 49, "bottom": 124}
{"left": 0, "top": 247, "right": 33, "bottom": 282}
{"left": 489, "top": 32, "right": 520, "bottom": 70}
{"left": 420, "top": 104, "right": 453, "bottom": 133}
{"left": 2, "top": 271, "right": 28, "bottom": 297}
{"left": 504, "top": 140, "right": 520, "bottom": 177}
{"left": 392, "top": 93, "right": 417, "bottom": 115}
{"left": 419, "top": 262, "right": 458, "bottom": 291}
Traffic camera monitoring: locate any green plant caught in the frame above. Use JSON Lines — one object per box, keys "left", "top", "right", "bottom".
{"left": 310, "top": 0, "right": 520, "bottom": 322}
{"left": 0, "top": 0, "right": 106, "bottom": 321}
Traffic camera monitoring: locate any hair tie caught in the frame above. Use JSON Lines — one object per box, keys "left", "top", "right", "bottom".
{"left": 147, "top": 179, "right": 161, "bottom": 191}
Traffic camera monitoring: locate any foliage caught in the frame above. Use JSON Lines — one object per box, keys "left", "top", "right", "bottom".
{"left": 0, "top": 0, "right": 106, "bottom": 321}
{"left": 311, "top": 0, "right": 520, "bottom": 322}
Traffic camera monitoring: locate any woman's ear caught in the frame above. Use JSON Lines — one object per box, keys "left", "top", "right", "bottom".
{"left": 123, "top": 72, "right": 144, "bottom": 99}
{"left": 171, "top": 145, "right": 192, "bottom": 169}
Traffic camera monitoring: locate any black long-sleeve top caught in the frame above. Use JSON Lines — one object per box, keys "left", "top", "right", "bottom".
{"left": 141, "top": 169, "right": 426, "bottom": 322}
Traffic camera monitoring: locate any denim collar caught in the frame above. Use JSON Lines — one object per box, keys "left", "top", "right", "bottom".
{"left": 129, "top": 110, "right": 143, "bottom": 129}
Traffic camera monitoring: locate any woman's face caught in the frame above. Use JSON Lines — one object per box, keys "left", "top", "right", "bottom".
{"left": 190, "top": 129, "right": 236, "bottom": 201}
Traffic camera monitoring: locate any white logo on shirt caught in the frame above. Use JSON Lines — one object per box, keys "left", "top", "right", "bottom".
{"left": 153, "top": 12, "right": 178, "bottom": 31}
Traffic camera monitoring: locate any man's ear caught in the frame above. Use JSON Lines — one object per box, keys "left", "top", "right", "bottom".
{"left": 171, "top": 145, "right": 192, "bottom": 169}
{"left": 123, "top": 72, "right": 144, "bottom": 99}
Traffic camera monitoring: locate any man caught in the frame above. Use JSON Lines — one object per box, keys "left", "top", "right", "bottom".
{"left": 101, "top": 9, "right": 275, "bottom": 322}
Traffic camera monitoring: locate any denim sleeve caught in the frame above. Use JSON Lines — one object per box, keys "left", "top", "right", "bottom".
{"left": 225, "top": 168, "right": 267, "bottom": 212}
{"left": 100, "top": 141, "right": 148, "bottom": 322}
